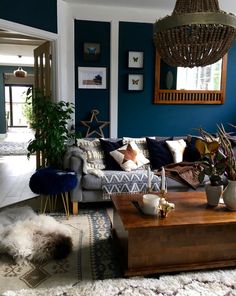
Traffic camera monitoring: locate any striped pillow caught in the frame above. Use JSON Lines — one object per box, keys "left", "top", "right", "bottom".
{"left": 77, "top": 139, "right": 106, "bottom": 170}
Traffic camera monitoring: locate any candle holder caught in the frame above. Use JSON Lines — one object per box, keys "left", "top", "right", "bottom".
{"left": 146, "top": 186, "right": 152, "bottom": 194}
{"left": 159, "top": 189, "right": 167, "bottom": 199}
{"left": 158, "top": 196, "right": 175, "bottom": 219}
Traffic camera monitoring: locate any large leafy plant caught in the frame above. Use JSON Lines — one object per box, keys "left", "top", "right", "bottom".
{"left": 26, "top": 89, "right": 75, "bottom": 168}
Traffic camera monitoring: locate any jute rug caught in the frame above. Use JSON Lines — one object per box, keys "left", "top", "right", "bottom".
{"left": 1, "top": 209, "right": 236, "bottom": 296}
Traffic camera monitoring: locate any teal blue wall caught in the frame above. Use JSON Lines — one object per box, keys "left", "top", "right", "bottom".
{"left": 74, "top": 20, "right": 110, "bottom": 137}
{"left": 0, "top": 66, "right": 34, "bottom": 133}
{"left": 118, "top": 22, "right": 236, "bottom": 137}
{"left": 0, "top": 0, "right": 57, "bottom": 33}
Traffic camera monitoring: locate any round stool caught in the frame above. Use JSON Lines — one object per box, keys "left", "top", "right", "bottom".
{"left": 29, "top": 167, "right": 77, "bottom": 219}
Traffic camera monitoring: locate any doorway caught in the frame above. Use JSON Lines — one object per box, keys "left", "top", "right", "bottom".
{"left": 0, "top": 21, "right": 56, "bottom": 207}
{"left": 5, "top": 85, "right": 32, "bottom": 128}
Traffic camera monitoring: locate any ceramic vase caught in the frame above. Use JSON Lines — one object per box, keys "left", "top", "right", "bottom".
{"left": 223, "top": 180, "right": 236, "bottom": 210}
{"left": 205, "top": 184, "right": 223, "bottom": 207}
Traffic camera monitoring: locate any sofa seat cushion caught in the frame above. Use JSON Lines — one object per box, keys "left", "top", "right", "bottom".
{"left": 82, "top": 174, "right": 102, "bottom": 190}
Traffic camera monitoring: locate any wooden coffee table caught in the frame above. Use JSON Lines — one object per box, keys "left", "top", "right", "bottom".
{"left": 112, "top": 191, "right": 236, "bottom": 276}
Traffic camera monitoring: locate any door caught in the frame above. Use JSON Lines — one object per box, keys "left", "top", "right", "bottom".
{"left": 34, "top": 41, "right": 52, "bottom": 167}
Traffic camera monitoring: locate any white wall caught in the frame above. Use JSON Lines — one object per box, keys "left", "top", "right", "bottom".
{"left": 57, "top": 0, "right": 170, "bottom": 136}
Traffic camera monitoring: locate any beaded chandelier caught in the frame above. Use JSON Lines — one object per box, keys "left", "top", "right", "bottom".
{"left": 153, "top": 0, "right": 236, "bottom": 68}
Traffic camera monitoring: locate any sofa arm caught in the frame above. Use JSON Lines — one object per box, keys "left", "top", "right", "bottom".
{"left": 63, "top": 147, "right": 85, "bottom": 202}
{"left": 70, "top": 156, "right": 83, "bottom": 202}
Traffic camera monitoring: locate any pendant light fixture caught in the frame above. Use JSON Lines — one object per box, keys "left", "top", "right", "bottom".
{"left": 153, "top": 0, "right": 236, "bottom": 68}
{"left": 13, "top": 55, "right": 28, "bottom": 78}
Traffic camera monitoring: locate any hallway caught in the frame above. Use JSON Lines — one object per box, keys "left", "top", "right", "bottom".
{"left": 0, "top": 128, "right": 37, "bottom": 208}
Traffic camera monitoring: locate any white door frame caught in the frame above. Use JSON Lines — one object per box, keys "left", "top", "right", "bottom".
{"left": 0, "top": 18, "right": 58, "bottom": 99}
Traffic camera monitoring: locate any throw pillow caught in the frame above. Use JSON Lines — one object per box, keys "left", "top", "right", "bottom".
{"left": 166, "top": 139, "right": 187, "bottom": 163}
{"left": 77, "top": 139, "right": 106, "bottom": 170}
{"left": 146, "top": 137, "right": 173, "bottom": 170}
{"left": 110, "top": 141, "right": 149, "bottom": 172}
{"left": 122, "top": 137, "right": 154, "bottom": 160}
{"left": 183, "top": 137, "right": 201, "bottom": 162}
{"left": 99, "top": 139, "right": 123, "bottom": 170}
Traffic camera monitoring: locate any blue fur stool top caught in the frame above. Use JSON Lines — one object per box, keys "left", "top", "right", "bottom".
{"left": 29, "top": 167, "right": 77, "bottom": 219}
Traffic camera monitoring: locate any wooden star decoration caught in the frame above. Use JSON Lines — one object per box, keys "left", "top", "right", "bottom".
{"left": 80, "top": 109, "right": 110, "bottom": 138}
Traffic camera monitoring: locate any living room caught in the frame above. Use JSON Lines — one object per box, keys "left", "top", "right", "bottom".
{"left": 1, "top": 0, "right": 236, "bottom": 295}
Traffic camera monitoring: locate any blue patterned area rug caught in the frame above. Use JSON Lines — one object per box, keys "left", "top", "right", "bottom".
{"left": 0, "top": 209, "right": 121, "bottom": 294}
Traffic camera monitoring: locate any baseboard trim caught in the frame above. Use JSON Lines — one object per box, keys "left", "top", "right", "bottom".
{"left": 0, "top": 133, "right": 6, "bottom": 139}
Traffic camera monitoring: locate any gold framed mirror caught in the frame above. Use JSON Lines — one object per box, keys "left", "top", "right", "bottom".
{"left": 154, "top": 51, "right": 227, "bottom": 105}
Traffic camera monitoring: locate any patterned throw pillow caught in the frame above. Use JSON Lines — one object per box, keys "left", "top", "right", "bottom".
{"left": 166, "top": 139, "right": 187, "bottom": 163}
{"left": 77, "top": 139, "right": 106, "bottom": 170}
{"left": 122, "top": 137, "right": 152, "bottom": 160}
{"left": 110, "top": 141, "right": 149, "bottom": 172}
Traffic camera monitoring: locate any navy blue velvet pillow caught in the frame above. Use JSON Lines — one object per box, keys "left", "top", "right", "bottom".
{"left": 99, "top": 139, "right": 123, "bottom": 170}
{"left": 183, "top": 137, "right": 201, "bottom": 162}
{"left": 146, "top": 137, "right": 173, "bottom": 170}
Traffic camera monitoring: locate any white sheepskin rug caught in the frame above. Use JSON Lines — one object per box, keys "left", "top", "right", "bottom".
{"left": 0, "top": 206, "right": 73, "bottom": 263}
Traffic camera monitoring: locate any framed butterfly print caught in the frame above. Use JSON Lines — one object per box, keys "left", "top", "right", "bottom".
{"left": 128, "top": 51, "right": 144, "bottom": 68}
{"left": 128, "top": 74, "right": 144, "bottom": 91}
{"left": 83, "top": 43, "right": 101, "bottom": 61}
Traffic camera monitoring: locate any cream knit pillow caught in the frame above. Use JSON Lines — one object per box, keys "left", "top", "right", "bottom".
{"left": 166, "top": 139, "right": 187, "bottom": 163}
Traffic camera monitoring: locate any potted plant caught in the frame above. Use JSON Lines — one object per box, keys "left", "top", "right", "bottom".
{"left": 22, "top": 93, "right": 33, "bottom": 128}
{"left": 195, "top": 129, "right": 227, "bottom": 206}
{"left": 26, "top": 88, "right": 75, "bottom": 169}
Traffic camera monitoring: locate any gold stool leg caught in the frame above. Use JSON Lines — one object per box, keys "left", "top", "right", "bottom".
{"left": 53, "top": 195, "right": 58, "bottom": 211}
{"left": 61, "top": 192, "right": 70, "bottom": 219}
{"left": 41, "top": 195, "right": 50, "bottom": 214}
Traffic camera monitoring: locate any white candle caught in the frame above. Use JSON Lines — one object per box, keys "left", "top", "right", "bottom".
{"left": 147, "top": 166, "right": 151, "bottom": 189}
{"left": 161, "top": 166, "right": 166, "bottom": 191}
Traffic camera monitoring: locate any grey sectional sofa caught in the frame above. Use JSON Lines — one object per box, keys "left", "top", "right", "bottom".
{"left": 64, "top": 136, "right": 207, "bottom": 214}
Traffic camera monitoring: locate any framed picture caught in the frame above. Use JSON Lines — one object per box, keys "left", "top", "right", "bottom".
{"left": 128, "top": 51, "right": 144, "bottom": 68}
{"left": 83, "top": 43, "right": 101, "bottom": 61}
{"left": 128, "top": 74, "right": 144, "bottom": 91}
{"left": 78, "top": 67, "right": 107, "bottom": 89}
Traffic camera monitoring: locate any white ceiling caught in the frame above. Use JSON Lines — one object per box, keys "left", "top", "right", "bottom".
{"left": 0, "top": 31, "right": 45, "bottom": 66}
{"left": 63, "top": 0, "right": 176, "bottom": 10}
{"left": 62, "top": 0, "right": 236, "bottom": 13}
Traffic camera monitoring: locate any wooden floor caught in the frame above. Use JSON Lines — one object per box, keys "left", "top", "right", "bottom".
{"left": 0, "top": 128, "right": 38, "bottom": 209}
{"left": 0, "top": 155, "right": 38, "bottom": 208}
